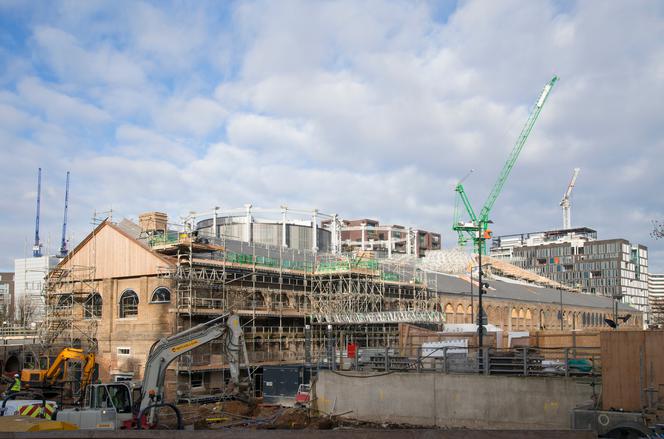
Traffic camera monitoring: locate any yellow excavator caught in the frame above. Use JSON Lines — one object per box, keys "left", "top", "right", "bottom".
{"left": 21, "top": 348, "right": 97, "bottom": 396}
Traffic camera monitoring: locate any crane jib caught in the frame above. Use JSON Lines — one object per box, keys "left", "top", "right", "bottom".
{"left": 452, "top": 75, "right": 558, "bottom": 252}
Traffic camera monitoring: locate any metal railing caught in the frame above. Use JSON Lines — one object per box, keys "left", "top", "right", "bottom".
{"left": 177, "top": 296, "right": 225, "bottom": 309}
{"left": 176, "top": 296, "right": 312, "bottom": 314}
{"left": 332, "top": 346, "right": 601, "bottom": 378}
{"left": 0, "top": 326, "right": 39, "bottom": 337}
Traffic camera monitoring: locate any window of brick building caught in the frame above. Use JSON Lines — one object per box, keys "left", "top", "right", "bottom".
{"left": 119, "top": 290, "right": 139, "bottom": 318}
{"left": 150, "top": 287, "right": 171, "bottom": 304}
{"left": 84, "top": 293, "right": 102, "bottom": 319}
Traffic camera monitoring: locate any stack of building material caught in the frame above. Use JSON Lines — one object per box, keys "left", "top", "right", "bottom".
{"left": 485, "top": 256, "right": 572, "bottom": 290}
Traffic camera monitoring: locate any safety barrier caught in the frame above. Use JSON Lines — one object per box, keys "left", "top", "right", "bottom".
{"left": 322, "top": 345, "right": 601, "bottom": 378}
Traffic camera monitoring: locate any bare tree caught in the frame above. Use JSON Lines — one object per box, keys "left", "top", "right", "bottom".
{"left": 16, "top": 295, "right": 36, "bottom": 327}
{"left": 652, "top": 220, "right": 664, "bottom": 239}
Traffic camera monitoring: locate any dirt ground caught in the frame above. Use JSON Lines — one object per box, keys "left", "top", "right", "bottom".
{"left": 153, "top": 399, "right": 405, "bottom": 431}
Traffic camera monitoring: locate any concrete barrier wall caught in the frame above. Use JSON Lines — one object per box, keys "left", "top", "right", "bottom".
{"left": 314, "top": 371, "right": 596, "bottom": 429}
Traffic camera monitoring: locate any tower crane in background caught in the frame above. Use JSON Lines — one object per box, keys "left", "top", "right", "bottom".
{"left": 59, "top": 171, "right": 70, "bottom": 258}
{"left": 453, "top": 75, "right": 558, "bottom": 254}
{"left": 33, "top": 167, "right": 43, "bottom": 257}
{"left": 560, "top": 168, "right": 580, "bottom": 230}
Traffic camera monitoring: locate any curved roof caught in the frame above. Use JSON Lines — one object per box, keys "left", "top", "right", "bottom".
{"left": 430, "top": 272, "right": 634, "bottom": 312}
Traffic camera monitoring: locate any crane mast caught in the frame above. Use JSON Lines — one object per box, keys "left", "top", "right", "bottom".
{"left": 33, "top": 167, "right": 42, "bottom": 257}
{"left": 560, "top": 167, "right": 580, "bottom": 229}
{"left": 59, "top": 171, "right": 70, "bottom": 257}
{"left": 453, "top": 75, "right": 558, "bottom": 253}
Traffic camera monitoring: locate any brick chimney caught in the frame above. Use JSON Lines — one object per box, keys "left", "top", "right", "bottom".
{"left": 138, "top": 212, "right": 168, "bottom": 234}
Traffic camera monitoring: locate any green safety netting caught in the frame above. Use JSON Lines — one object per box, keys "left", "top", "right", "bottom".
{"left": 225, "top": 252, "right": 313, "bottom": 271}
{"left": 381, "top": 272, "right": 400, "bottom": 281}
{"left": 352, "top": 259, "right": 379, "bottom": 269}
{"left": 147, "top": 232, "right": 180, "bottom": 247}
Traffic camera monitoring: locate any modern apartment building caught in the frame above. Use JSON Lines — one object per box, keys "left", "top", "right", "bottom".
{"left": 491, "top": 228, "right": 649, "bottom": 321}
{"left": 649, "top": 273, "right": 664, "bottom": 326}
{"left": 14, "top": 255, "right": 60, "bottom": 324}
{"left": 0, "top": 272, "right": 14, "bottom": 322}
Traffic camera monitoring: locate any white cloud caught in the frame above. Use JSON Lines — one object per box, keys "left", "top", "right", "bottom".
{"left": 17, "top": 77, "right": 110, "bottom": 124}
{"left": 154, "top": 96, "right": 228, "bottom": 138}
{"left": 0, "top": 0, "right": 663, "bottom": 273}
{"left": 32, "top": 26, "right": 147, "bottom": 87}
{"left": 114, "top": 124, "right": 197, "bottom": 162}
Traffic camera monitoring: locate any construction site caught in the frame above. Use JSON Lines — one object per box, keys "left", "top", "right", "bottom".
{"left": 0, "top": 75, "right": 661, "bottom": 439}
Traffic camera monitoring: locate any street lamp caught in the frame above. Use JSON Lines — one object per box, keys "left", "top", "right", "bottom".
{"left": 605, "top": 314, "right": 631, "bottom": 329}
{"left": 558, "top": 286, "right": 564, "bottom": 331}
{"left": 477, "top": 220, "right": 493, "bottom": 349}
{"left": 469, "top": 265, "right": 474, "bottom": 324}
{"left": 326, "top": 324, "right": 334, "bottom": 370}
{"left": 604, "top": 290, "right": 630, "bottom": 330}
{"left": 606, "top": 290, "right": 631, "bottom": 329}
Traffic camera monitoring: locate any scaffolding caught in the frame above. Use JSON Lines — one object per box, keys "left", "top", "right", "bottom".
{"left": 150, "top": 224, "right": 446, "bottom": 325}
{"left": 150, "top": 223, "right": 318, "bottom": 398}
{"left": 309, "top": 253, "right": 443, "bottom": 324}
{"left": 39, "top": 264, "right": 99, "bottom": 352}
{"left": 146, "top": 218, "right": 447, "bottom": 399}
{"left": 38, "top": 211, "right": 108, "bottom": 355}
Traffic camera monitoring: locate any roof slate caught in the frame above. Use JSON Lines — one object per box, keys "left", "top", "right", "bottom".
{"left": 430, "top": 272, "right": 633, "bottom": 311}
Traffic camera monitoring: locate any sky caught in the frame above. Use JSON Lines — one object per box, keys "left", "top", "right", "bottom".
{"left": 0, "top": 0, "right": 663, "bottom": 272}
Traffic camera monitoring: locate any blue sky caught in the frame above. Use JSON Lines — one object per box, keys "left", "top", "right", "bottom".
{"left": 0, "top": 0, "right": 663, "bottom": 271}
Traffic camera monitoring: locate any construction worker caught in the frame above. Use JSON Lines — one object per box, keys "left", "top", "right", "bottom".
{"left": 9, "top": 374, "right": 21, "bottom": 394}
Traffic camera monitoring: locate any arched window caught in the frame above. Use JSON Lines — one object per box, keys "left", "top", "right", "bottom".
{"left": 253, "top": 336, "right": 264, "bottom": 351}
{"left": 444, "top": 304, "right": 454, "bottom": 323}
{"left": 276, "top": 292, "right": 288, "bottom": 308}
{"left": 150, "top": 287, "right": 171, "bottom": 303}
{"left": 456, "top": 304, "right": 465, "bottom": 324}
{"left": 57, "top": 294, "right": 73, "bottom": 309}
{"left": 525, "top": 309, "right": 533, "bottom": 328}
{"left": 511, "top": 308, "right": 518, "bottom": 329}
{"left": 119, "top": 290, "right": 139, "bottom": 318}
{"left": 84, "top": 293, "right": 102, "bottom": 319}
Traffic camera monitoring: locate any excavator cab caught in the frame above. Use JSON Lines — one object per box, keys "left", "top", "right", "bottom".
{"left": 58, "top": 383, "right": 133, "bottom": 429}
{"left": 21, "top": 356, "right": 52, "bottom": 385}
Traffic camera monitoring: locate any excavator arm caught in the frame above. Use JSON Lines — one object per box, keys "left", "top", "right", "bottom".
{"left": 139, "top": 313, "right": 245, "bottom": 413}
{"left": 81, "top": 353, "right": 96, "bottom": 389}
{"left": 44, "top": 348, "right": 92, "bottom": 386}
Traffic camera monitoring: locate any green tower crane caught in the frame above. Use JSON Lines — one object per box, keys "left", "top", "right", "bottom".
{"left": 453, "top": 75, "right": 559, "bottom": 254}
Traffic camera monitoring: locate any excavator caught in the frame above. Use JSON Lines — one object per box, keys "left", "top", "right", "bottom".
{"left": 20, "top": 348, "right": 97, "bottom": 397}
{"left": 55, "top": 313, "right": 249, "bottom": 430}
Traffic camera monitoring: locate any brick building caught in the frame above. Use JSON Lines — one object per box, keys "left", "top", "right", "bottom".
{"left": 42, "top": 213, "right": 639, "bottom": 400}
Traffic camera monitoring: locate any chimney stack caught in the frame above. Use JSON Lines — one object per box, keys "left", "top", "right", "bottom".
{"left": 139, "top": 212, "right": 168, "bottom": 234}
